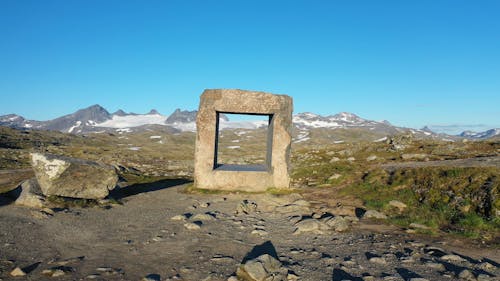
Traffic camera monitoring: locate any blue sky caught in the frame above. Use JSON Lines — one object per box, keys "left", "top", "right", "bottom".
{"left": 0, "top": 0, "right": 499, "bottom": 134}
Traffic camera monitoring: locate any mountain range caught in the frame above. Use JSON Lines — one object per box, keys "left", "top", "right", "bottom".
{"left": 0, "top": 104, "right": 498, "bottom": 140}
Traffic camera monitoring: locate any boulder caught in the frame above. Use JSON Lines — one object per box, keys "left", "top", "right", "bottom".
{"left": 388, "top": 200, "right": 407, "bottom": 211}
{"left": 236, "top": 200, "right": 258, "bottom": 215}
{"left": 236, "top": 254, "right": 288, "bottom": 281}
{"left": 324, "top": 216, "right": 350, "bottom": 232}
{"left": 363, "top": 210, "right": 388, "bottom": 220}
{"left": 401, "top": 153, "right": 428, "bottom": 160}
{"left": 30, "top": 153, "right": 118, "bottom": 199}
{"left": 14, "top": 178, "right": 46, "bottom": 208}
{"left": 293, "top": 218, "right": 330, "bottom": 234}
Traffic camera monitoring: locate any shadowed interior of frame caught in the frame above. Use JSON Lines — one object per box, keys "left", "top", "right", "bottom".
{"left": 213, "top": 112, "right": 274, "bottom": 172}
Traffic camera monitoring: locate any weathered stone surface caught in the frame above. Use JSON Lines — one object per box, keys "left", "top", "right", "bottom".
{"left": 191, "top": 213, "right": 215, "bottom": 221}
{"left": 194, "top": 89, "right": 293, "bottom": 192}
{"left": 0, "top": 169, "right": 34, "bottom": 194}
{"left": 236, "top": 200, "right": 258, "bottom": 215}
{"left": 363, "top": 210, "right": 388, "bottom": 219}
{"left": 293, "top": 218, "right": 330, "bottom": 234}
{"left": 10, "top": 267, "right": 26, "bottom": 277}
{"left": 30, "top": 153, "right": 118, "bottom": 199}
{"left": 388, "top": 200, "right": 407, "bottom": 211}
{"left": 440, "top": 254, "right": 466, "bottom": 262}
{"left": 237, "top": 254, "right": 287, "bottom": 281}
{"left": 401, "top": 153, "right": 428, "bottom": 160}
{"left": 324, "top": 216, "right": 350, "bottom": 232}
{"left": 184, "top": 222, "right": 201, "bottom": 230}
{"left": 14, "top": 178, "right": 46, "bottom": 208}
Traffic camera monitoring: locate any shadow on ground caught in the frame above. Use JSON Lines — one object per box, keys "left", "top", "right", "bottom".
{"left": 241, "top": 241, "right": 279, "bottom": 264}
{"left": 110, "top": 178, "right": 192, "bottom": 199}
{"left": 0, "top": 195, "right": 13, "bottom": 207}
{"left": 332, "top": 268, "right": 363, "bottom": 281}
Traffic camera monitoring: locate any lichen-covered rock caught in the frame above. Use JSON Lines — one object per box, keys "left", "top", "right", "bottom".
{"left": 30, "top": 153, "right": 118, "bottom": 199}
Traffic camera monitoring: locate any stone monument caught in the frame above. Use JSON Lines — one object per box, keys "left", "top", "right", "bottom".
{"left": 194, "top": 89, "right": 293, "bottom": 192}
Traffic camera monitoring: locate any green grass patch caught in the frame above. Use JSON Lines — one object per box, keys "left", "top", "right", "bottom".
{"left": 340, "top": 166, "right": 499, "bottom": 242}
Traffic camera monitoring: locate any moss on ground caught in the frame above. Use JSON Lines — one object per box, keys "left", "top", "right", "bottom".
{"left": 340, "top": 167, "right": 499, "bottom": 242}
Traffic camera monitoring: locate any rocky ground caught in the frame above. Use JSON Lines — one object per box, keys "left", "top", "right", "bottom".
{"left": 0, "top": 181, "right": 498, "bottom": 281}
{"left": 0, "top": 127, "right": 499, "bottom": 280}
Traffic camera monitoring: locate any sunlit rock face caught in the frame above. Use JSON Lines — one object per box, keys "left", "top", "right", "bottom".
{"left": 194, "top": 89, "right": 293, "bottom": 192}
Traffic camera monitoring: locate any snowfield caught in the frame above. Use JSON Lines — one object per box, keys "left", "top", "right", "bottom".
{"left": 97, "top": 114, "right": 167, "bottom": 128}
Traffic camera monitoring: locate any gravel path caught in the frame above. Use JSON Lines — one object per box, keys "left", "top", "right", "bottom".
{"left": 0, "top": 181, "right": 498, "bottom": 280}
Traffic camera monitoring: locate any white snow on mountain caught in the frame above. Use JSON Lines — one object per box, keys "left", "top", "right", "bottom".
{"left": 459, "top": 128, "right": 500, "bottom": 139}
{"left": 3, "top": 104, "right": 498, "bottom": 140}
{"left": 373, "top": 136, "right": 388, "bottom": 142}
{"left": 219, "top": 119, "right": 268, "bottom": 130}
{"left": 96, "top": 113, "right": 167, "bottom": 128}
{"left": 68, "top": 121, "right": 82, "bottom": 133}
{"left": 167, "top": 121, "right": 196, "bottom": 132}
{"left": 293, "top": 112, "right": 380, "bottom": 129}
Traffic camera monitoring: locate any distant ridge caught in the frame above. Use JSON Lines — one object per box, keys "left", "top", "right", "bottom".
{"left": 0, "top": 104, "right": 497, "bottom": 140}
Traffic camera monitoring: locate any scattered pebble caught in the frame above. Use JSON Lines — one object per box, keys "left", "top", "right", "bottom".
{"left": 441, "top": 254, "right": 466, "bottom": 262}
{"left": 363, "top": 210, "right": 388, "bottom": 219}
{"left": 184, "top": 222, "right": 201, "bottom": 230}
{"left": 368, "top": 257, "right": 387, "bottom": 265}
{"left": 171, "top": 214, "right": 187, "bottom": 221}
{"left": 251, "top": 229, "right": 269, "bottom": 236}
{"left": 10, "top": 267, "right": 26, "bottom": 277}
{"left": 142, "top": 273, "right": 161, "bottom": 281}
{"left": 458, "top": 269, "right": 475, "bottom": 280}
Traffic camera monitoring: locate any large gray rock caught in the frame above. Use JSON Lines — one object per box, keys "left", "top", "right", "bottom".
{"left": 237, "top": 254, "right": 288, "bottom": 281}
{"left": 14, "top": 178, "right": 46, "bottom": 208}
{"left": 30, "top": 153, "right": 118, "bottom": 199}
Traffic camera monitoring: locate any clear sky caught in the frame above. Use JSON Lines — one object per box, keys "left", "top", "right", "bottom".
{"left": 1, "top": 0, "right": 499, "bottom": 134}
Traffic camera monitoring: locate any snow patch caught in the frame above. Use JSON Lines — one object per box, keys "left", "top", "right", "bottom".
{"left": 227, "top": 146, "right": 240, "bottom": 149}
{"left": 149, "top": 135, "right": 162, "bottom": 139}
{"left": 68, "top": 121, "right": 82, "bottom": 133}
{"left": 116, "top": 128, "right": 132, "bottom": 133}
{"left": 219, "top": 119, "right": 268, "bottom": 130}
{"left": 168, "top": 122, "right": 196, "bottom": 132}
{"left": 294, "top": 131, "right": 310, "bottom": 143}
{"left": 97, "top": 114, "right": 167, "bottom": 128}
{"left": 373, "top": 136, "right": 388, "bottom": 142}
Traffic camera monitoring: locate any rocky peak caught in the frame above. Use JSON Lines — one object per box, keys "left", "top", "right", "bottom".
{"left": 113, "top": 109, "right": 127, "bottom": 116}
{"left": 148, "top": 109, "right": 160, "bottom": 115}
{"left": 421, "top": 126, "right": 433, "bottom": 133}
{"left": 166, "top": 108, "right": 197, "bottom": 123}
{"left": 72, "top": 104, "right": 111, "bottom": 122}
{"left": 460, "top": 128, "right": 500, "bottom": 139}
{"left": 331, "top": 112, "right": 365, "bottom": 123}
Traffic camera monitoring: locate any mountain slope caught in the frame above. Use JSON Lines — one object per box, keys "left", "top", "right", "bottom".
{"left": 2, "top": 104, "right": 496, "bottom": 140}
{"left": 459, "top": 129, "right": 500, "bottom": 139}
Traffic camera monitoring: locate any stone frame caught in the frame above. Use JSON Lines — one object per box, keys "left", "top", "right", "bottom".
{"left": 194, "top": 89, "right": 293, "bottom": 192}
{"left": 214, "top": 111, "right": 273, "bottom": 172}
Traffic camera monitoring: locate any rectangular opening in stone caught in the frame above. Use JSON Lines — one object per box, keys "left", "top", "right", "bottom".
{"left": 214, "top": 112, "right": 273, "bottom": 172}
